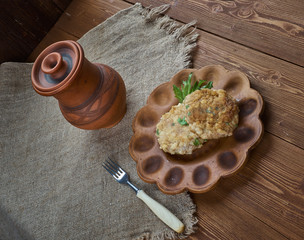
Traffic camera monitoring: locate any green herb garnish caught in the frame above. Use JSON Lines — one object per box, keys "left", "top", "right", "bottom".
{"left": 156, "top": 129, "right": 160, "bottom": 135}
{"left": 201, "top": 81, "right": 213, "bottom": 89}
{"left": 173, "top": 73, "right": 213, "bottom": 103}
{"left": 193, "top": 138, "right": 201, "bottom": 146}
{"left": 177, "top": 117, "right": 188, "bottom": 126}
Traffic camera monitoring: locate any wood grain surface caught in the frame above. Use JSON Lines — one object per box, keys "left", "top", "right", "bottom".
{"left": 127, "top": 0, "right": 304, "bottom": 67}
{"left": 28, "top": 0, "right": 304, "bottom": 239}
{"left": 0, "top": 0, "right": 72, "bottom": 64}
{"left": 191, "top": 133, "right": 304, "bottom": 239}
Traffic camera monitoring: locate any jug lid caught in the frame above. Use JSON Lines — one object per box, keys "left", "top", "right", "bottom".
{"left": 31, "top": 40, "right": 84, "bottom": 96}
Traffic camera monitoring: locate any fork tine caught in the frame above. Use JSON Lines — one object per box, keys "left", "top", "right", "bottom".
{"left": 104, "top": 160, "right": 117, "bottom": 172}
{"left": 107, "top": 157, "right": 124, "bottom": 173}
{"left": 104, "top": 160, "right": 120, "bottom": 175}
{"left": 103, "top": 158, "right": 124, "bottom": 179}
{"left": 102, "top": 163, "right": 117, "bottom": 177}
{"left": 104, "top": 157, "right": 184, "bottom": 233}
{"left": 103, "top": 162, "right": 121, "bottom": 179}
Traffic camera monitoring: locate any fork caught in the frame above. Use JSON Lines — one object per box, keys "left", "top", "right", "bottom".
{"left": 103, "top": 157, "right": 185, "bottom": 233}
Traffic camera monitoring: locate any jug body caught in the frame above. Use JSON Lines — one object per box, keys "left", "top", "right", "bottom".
{"left": 31, "top": 40, "right": 126, "bottom": 129}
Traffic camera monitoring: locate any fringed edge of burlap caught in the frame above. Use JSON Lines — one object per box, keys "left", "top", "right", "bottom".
{"left": 137, "top": 3, "right": 199, "bottom": 69}
{"left": 134, "top": 192, "right": 198, "bottom": 240}
{"left": 132, "top": 3, "right": 199, "bottom": 240}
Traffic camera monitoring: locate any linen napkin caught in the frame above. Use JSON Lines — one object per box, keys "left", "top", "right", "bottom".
{"left": 0, "top": 3, "right": 199, "bottom": 240}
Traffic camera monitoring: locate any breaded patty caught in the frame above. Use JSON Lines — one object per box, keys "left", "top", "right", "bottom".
{"left": 156, "top": 89, "right": 239, "bottom": 155}
{"left": 156, "top": 104, "right": 202, "bottom": 155}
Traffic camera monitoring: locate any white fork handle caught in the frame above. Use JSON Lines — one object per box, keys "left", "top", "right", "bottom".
{"left": 136, "top": 190, "right": 184, "bottom": 233}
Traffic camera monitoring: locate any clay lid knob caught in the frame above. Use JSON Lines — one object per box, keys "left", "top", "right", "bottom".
{"left": 41, "top": 52, "right": 69, "bottom": 81}
{"left": 32, "top": 40, "right": 83, "bottom": 95}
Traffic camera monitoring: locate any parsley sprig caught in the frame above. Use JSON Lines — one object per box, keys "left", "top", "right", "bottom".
{"left": 193, "top": 138, "right": 201, "bottom": 146}
{"left": 177, "top": 117, "right": 188, "bottom": 126}
{"left": 173, "top": 72, "right": 213, "bottom": 103}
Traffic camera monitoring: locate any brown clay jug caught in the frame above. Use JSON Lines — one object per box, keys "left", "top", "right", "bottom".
{"left": 31, "top": 40, "right": 126, "bottom": 130}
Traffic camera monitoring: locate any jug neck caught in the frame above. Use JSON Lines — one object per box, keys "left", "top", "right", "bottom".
{"left": 54, "top": 59, "right": 103, "bottom": 108}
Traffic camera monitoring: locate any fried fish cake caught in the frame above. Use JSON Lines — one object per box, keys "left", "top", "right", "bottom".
{"left": 156, "top": 104, "right": 202, "bottom": 155}
{"left": 184, "top": 89, "right": 239, "bottom": 139}
{"left": 156, "top": 89, "right": 239, "bottom": 155}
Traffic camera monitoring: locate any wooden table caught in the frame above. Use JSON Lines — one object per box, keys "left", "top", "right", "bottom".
{"left": 28, "top": 0, "right": 304, "bottom": 239}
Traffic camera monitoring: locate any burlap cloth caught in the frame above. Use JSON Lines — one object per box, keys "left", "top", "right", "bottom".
{"left": 0, "top": 3, "right": 199, "bottom": 240}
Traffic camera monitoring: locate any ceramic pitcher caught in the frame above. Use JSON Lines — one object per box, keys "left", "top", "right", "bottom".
{"left": 31, "top": 40, "right": 126, "bottom": 130}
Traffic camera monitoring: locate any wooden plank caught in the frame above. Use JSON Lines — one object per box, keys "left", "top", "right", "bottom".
{"left": 29, "top": 0, "right": 304, "bottom": 148}
{"left": 189, "top": 193, "right": 288, "bottom": 240}
{"left": 192, "top": 28, "right": 304, "bottom": 148}
{"left": 54, "top": 0, "right": 130, "bottom": 38}
{"left": 53, "top": 0, "right": 72, "bottom": 11}
{"left": 27, "top": 28, "right": 77, "bottom": 62}
{"left": 127, "top": 0, "right": 304, "bottom": 67}
{"left": 192, "top": 133, "right": 304, "bottom": 239}
{"left": 0, "top": 0, "right": 72, "bottom": 63}
{"left": 28, "top": 0, "right": 130, "bottom": 61}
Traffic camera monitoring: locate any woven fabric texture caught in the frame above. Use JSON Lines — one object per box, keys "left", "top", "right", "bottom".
{"left": 0, "top": 4, "right": 199, "bottom": 240}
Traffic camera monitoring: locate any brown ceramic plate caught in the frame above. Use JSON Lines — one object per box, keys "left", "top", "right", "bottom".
{"left": 129, "top": 65, "right": 264, "bottom": 194}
